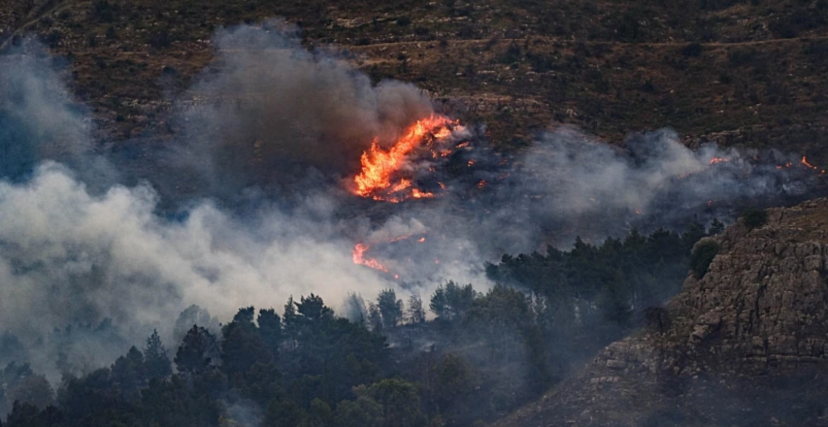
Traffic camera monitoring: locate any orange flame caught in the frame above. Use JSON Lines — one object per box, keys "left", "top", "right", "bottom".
{"left": 352, "top": 243, "right": 388, "bottom": 272}
{"left": 411, "top": 188, "right": 434, "bottom": 199}
{"left": 802, "top": 156, "right": 818, "bottom": 170}
{"left": 353, "top": 115, "right": 453, "bottom": 202}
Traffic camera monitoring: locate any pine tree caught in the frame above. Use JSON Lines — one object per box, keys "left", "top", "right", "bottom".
{"left": 407, "top": 294, "right": 426, "bottom": 324}
{"left": 174, "top": 325, "right": 218, "bottom": 376}
{"left": 144, "top": 329, "right": 172, "bottom": 379}
{"left": 258, "top": 308, "right": 282, "bottom": 357}
{"left": 377, "top": 289, "right": 403, "bottom": 328}
{"left": 111, "top": 346, "right": 146, "bottom": 395}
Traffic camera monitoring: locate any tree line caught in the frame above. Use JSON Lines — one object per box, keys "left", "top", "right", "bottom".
{"left": 0, "top": 220, "right": 723, "bottom": 427}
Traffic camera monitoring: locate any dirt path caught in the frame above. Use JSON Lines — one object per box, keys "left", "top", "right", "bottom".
{"left": 346, "top": 33, "right": 828, "bottom": 51}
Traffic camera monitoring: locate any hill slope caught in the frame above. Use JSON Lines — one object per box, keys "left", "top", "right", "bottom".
{"left": 2, "top": 0, "right": 828, "bottom": 162}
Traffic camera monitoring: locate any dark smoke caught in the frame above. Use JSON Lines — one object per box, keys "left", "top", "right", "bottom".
{"left": 164, "top": 20, "right": 434, "bottom": 201}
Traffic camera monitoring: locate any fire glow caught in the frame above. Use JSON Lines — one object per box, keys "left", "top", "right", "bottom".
{"left": 352, "top": 114, "right": 461, "bottom": 203}
{"left": 709, "top": 157, "right": 729, "bottom": 165}
{"left": 352, "top": 243, "right": 388, "bottom": 272}
{"left": 352, "top": 232, "right": 428, "bottom": 277}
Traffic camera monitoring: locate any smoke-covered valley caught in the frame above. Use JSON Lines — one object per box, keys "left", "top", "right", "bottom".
{"left": 0, "top": 18, "right": 826, "bottom": 409}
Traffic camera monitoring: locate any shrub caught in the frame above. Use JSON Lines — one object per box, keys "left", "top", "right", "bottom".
{"left": 741, "top": 207, "right": 768, "bottom": 230}
{"left": 644, "top": 307, "right": 671, "bottom": 332}
{"left": 691, "top": 240, "right": 719, "bottom": 279}
{"left": 497, "top": 44, "right": 522, "bottom": 64}
{"left": 728, "top": 48, "right": 757, "bottom": 66}
{"left": 147, "top": 30, "right": 171, "bottom": 49}
{"left": 681, "top": 42, "right": 703, "bottom": 57}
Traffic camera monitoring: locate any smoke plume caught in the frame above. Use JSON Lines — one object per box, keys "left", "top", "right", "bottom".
{"left": 166, "top": 20, "right": 434, "bottom": 201}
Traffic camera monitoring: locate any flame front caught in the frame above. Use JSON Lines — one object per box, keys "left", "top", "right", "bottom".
{"left": 353, "top": 115, "right": 455, "bottom": 202}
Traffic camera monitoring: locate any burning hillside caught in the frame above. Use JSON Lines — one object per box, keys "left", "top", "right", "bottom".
{"left": 343, "top": 119, "right": 828, "bottom": 278}
{"left": 352, "top": 115, "right": 468, "bottom": 202}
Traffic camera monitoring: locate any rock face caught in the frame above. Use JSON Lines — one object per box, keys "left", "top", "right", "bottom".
{"left": 494, "top": 198, "right": 828, "bottom": 427}
{"left": 669, "top": 199, "right": 828, "bottom": 375}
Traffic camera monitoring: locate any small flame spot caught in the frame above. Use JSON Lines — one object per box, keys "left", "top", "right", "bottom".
{"left": 352, "top": 243, "right": 388, "bottom": 272}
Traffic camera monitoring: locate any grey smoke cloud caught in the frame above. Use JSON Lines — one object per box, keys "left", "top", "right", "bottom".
{"left": 0, "top": 40, "right": 115, "bottom": 189}
{"left": 168, "top": 20, "right": 434, "bottom": 200}
{"left": 360, "top": 127, "right": 821, "bottom": 272}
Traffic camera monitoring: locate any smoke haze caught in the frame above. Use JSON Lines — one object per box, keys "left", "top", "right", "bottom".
{"left": 0, "top": 20, "right": 824, "bottom": 378}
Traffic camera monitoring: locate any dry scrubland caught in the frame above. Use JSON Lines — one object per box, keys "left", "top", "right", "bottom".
{"left": 2, "top": 0, "right": 828, "bottom": 161}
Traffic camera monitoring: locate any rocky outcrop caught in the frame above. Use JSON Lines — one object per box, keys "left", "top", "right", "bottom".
{"left": 669, "top": 199, "right": 828, "bottom": 375}
{"left": 494, "top": 198, "right": 828, "bottom": 427}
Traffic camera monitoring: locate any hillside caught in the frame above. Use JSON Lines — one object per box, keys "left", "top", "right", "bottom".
{"left": 493, "top": 198, "right": 828, "bottom": 427}
{"left": 2, "top": 0, "right": 828, "bottom": 162}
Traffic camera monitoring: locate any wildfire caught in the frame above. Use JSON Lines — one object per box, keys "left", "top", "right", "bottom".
{"left": 353, "top": 115, "right": 459, "bottom": 202}
{"left": 352, "top": 243, "right": 388, "bottom": 272}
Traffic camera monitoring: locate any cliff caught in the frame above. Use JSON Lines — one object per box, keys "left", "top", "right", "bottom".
{"left": 494, "top": 198, "right": 828, "bottom": 427}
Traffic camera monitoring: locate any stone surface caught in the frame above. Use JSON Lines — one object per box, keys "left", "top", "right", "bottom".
{"left": 493, "top": 198, "right": 828, "bottom": 427}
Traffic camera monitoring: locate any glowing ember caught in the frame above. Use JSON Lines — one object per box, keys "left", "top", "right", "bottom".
{"left": 477, "top": 180, "right": 487, "bottom": 189}
{"left": 411, "top": 188, "right": 434, "bottom": 199}
{"left": 388, "top": 235, "right": 412, "bottom": 243}
{"left": 802, "top": 156, "right": 818, "bottom": 170}
{"left": 776, "top": 162, "right": 793, "bottom": 169}
{"left": 417, "top": 237, "right": 426, "bottom": 243}
{"left": 353, "top": 115, "right": 455, "bottom": 202}
{"left": 709, "top": 157, "right": 729, "bottom": 165}
{"left": 352, "top": 243, "right": 388, "bottom": 272}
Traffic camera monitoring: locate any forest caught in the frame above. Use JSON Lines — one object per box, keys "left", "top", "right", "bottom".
{"left": 0, "top": 220, "right": 721, "bottom": 427}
